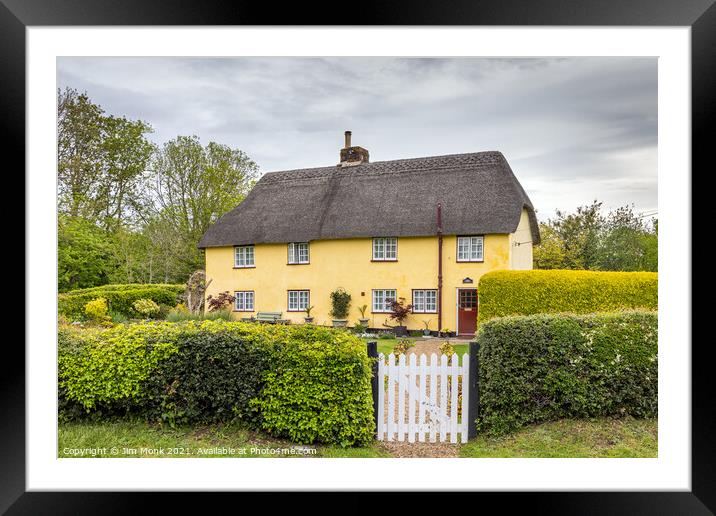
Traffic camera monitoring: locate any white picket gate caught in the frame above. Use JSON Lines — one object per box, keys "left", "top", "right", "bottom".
{"left": 377, "top": 352, "right": 470, "bottom": 444}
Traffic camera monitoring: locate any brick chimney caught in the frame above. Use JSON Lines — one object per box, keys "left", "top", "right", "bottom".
{"left": 339, "top": 130, "right": 369, "bottom": 166}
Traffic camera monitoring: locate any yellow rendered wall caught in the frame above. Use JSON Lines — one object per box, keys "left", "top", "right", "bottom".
{"left": 204, "top": 234, "right": 511, "bottom": 332}
{"left": 509, "top": 209, "right": 534, "bottom": 270}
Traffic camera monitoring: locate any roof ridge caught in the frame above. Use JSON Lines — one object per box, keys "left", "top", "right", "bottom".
{"left": 260, "top": 150, "right": 504, "bottom": 178}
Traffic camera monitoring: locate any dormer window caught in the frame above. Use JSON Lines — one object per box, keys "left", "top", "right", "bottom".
{"left": 288, "top": 242, "right": 310, "bottom": 264}
{"left": 234, "top": 245, "right": 255, "bottom": 268}
{"left": 372, "top": 237, "right": 397, "bottom": 261}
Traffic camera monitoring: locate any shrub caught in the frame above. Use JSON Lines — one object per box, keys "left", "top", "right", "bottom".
{"left": 84, "top": 297, "right": 111, "bottom": 324}
{"left": 59, "top": 284, "right": 184, "bottom": 320}
{"left": 387, "top": 297, "right": 413, "bottom": 326}
{"left": 165, "top": 308, "right": 233, "bottom": 322}
{"left": 439, "top": 341, "right": 455, "bottom": 357}
{"left": 392, "top": 339, "right": 414, "bottom": 355}
{"left": 353, "top": 322, "right": 368, "bottom": 334}
{"left": 58, "top": 321, "right": 374, "bottom": 446}
{"left": 475, "top": 311, "right": 658, "bottom": 436}
{"left": 478, "top": 270, "right": 658, "bottom": 323}
{"left": 329, "top": 287, "right": 351, "bottom": 319}
{"left": 206, "top": 291, "right": 235, "bottom": 312}
{"left": 58, "top": 322, "right": 182, "bottom": 412}
{"left": 141, "top": 321, "right": 273, "bottom": 427}
{"left": 133, "top": 298, "right": 161, "bottom": 318}
{"left": 253, "top": 325, "right": 374, "bottom": 446}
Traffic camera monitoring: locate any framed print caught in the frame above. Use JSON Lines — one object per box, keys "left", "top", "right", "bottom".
{"left": 5, "top": 0, "right": 712, "bottom": 512}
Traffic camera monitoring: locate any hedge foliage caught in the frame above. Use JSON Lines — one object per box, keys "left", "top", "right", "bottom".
{"left": 475, "top": 311, "right": 657, "bottom": 436}
{"left": 58, "top": 321, "right": 374, "bottom": 446}
{"left": 478, "top": 270, "right": 657, "bottom": 323}
{"left": 252, "top": 325, "right": 375, "bottom": 446}
{"left": 58, "top": 283, "right": 184, "bottom": 320}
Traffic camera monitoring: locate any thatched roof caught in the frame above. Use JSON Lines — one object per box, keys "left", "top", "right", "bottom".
{"left": 198, "top": 151, "right": 540, "bottom": 248}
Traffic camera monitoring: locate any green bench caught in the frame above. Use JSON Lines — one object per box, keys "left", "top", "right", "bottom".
{"left": 255, "top": 311, "right": 290, "bottom": 324}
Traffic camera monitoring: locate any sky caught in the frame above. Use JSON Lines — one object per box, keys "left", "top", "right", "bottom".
{"left": 57, "top": 57, "right": 657, "bottom": 221}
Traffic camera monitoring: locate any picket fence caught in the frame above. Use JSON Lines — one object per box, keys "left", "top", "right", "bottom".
{"left": 377, "top": 352, "right": 470, "bottom": 444}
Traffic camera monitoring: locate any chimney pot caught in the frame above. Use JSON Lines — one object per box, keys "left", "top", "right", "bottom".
{"left": 344, "top": 130, "right": 352, "bottom": 149}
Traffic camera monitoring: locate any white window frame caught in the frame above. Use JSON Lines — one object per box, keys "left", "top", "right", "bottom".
{"left": 372, "top": 289, "right": 397, "bottom": 313}
{"left": 412, "top": 289, "right": 438, "bottom": 313}
{"left": 234, "top": 291, "right": 254, "bottom": 311}
{"left": 234, "top": 245, "right": 255, "bottom": 267}
{"left": 372, "top": 237, "right": 397, "bottom": 261}
{"left": 288, "top": 290, "right": 310, "bottom": 312}
{"left": 457, "top": 235, "right": 484, "bottom": 262}
{"left": 288, "top": 242, "right": 310, "bottom": 264}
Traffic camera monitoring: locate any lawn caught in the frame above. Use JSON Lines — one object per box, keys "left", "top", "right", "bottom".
{"left": 459, "top": 418, "right": 658, "bottom": 458}
{"left": 59, "top": 417, "right": 656, "bottom": 458}
{"left": 363, "top": 336, "right": 468, "bottom": 361}
{"left": 58, "top": 420, "right": 390, "bottom": 458}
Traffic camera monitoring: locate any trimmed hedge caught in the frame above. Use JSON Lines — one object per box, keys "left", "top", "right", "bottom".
{"left": 252, "top": 325, "right": 375, "bottom": 446}
{"left": 58, "top": 321, "right": 374, "bottom": 446}
{"left": 58, "top": 283, "right": 184, "bottom": 320}
{"left": 475, "top": 311, "right": 657, "bottom": 436}
{"left": 478, "top": 270, "right": 657, "bottom": 323}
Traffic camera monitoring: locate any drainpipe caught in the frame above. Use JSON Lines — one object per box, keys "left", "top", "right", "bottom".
{"left": 437, "top": 203, "right": 443, "bottom": 332}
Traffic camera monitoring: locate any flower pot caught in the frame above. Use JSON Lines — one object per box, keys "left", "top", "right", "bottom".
{"left": 393, "top": 325, "right": 408, "bottom": 337}
{"left": 358, "top": 318, "right": 370, "bottom": 326}
{"left": 332, "top": 319, "right": 348, "bottom": 328}
{"left": 423, "top": 329, "right": 431, "bottom": 336}
{"left": 304, "top": 317, "right": 314, "bottom": 324}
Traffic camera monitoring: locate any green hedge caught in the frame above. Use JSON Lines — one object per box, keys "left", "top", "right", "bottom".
{"left": 58, "top": 284, "right": 184, "bottom": 320}
{"left": 251, "top": 325, "right": 375, "bottom": 446}
{"left": 475, "top": 311, "right": 657, "bottom": 436}
{"left": 478, "top": 270, "right": 657, "bottom": 323}
{"left": 58, "top": 321, "right": 374, "bottom": 446}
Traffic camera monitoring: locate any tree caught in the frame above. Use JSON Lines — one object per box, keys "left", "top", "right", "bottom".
{"left": 57, "top": 215, "right": 116, "bottom": 292}
{"left": 534, "top": 201, "right": 658, "bottom": 272}
{"left": 141, "top": 136, "right": 259, "bottom": 274}
{"left": 57, "top": 88, "right": 154, "bottom": 230}
{"left": 596, "top": 207, "right": 658, "bottom": 271}
{"left": 56, "top": 89, "right": 259, "bottom": 291}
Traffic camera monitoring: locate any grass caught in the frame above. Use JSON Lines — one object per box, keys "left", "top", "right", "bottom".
{"left": 165, "top": 309, "right": 233, "bottom": 322}
{"left": 59, "top": 417, "right": 656, "bottom": 458}
{"left": 362, "top": 336, "right": 469, "bottom": 364}
{"left": 58, "top": 420, "right": 390, "bottom": 458}
{"left": 459, "top": 418, "right": 658, "bottom": 458}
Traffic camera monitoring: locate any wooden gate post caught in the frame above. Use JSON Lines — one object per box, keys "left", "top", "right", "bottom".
{"left": 468, "top": 341, "right": 480, "bottom": 439}
{"left": 367, "top": 341, "right": 379, "bottom": 435}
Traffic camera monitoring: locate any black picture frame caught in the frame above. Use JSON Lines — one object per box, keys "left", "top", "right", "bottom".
{"left": 5, "top": 0, "right": 709, "bottom": 512}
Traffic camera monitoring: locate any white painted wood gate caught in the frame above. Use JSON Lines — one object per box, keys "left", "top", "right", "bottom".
{"left": 377, "top": 352, "right": 470, "bottom": 443}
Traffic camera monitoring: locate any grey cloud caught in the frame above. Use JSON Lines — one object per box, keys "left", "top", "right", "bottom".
{"left": 57, "top": 56, "right": 657, "bottom": 219}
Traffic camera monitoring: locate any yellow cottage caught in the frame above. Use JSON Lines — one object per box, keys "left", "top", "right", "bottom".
{"left": 199, "top": 132, "right": 540, "bottom": 337}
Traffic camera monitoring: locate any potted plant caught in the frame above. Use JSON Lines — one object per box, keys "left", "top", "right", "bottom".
{"left": 357, "top": 304, "right": 370, "bottom": 326}
{"left": 304, "top": 305, "right": 314, "bottom": 323}
{"left": 387, "top": 297, "right": 412, "bottom": 337}
{"left": 329, "top": 288, "right": 351, "bottom": 327}
{"left": 422, "top": 319, "right": 432, "bottom": 337}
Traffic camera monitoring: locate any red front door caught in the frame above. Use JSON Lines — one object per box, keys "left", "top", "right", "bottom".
{"left": 457, "top": 289, "right": 478, "bottom": 336}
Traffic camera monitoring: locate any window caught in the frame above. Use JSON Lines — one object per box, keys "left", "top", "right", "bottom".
{"left": 234, "top": 245, "right": 255, "bottom": 267}
{"left": 457, "top": 236, "right": 484, "bottom": 262}
{"left": 412, "top": 289, "right": 438, "bottom": 313}
{"left": 372, "top": 289, "right": 397, "bottom": 312}
{"left": 288, "top": 242, "right": 310, "bottom": 264}
{"left": 372, "top": 237, "right": 397, "bottom": 261}
{"left": 288, "top": 290, "right": 310, "bottom": 311}
{"left": 234, "top": 291, "right": 254, "bottom": 311}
